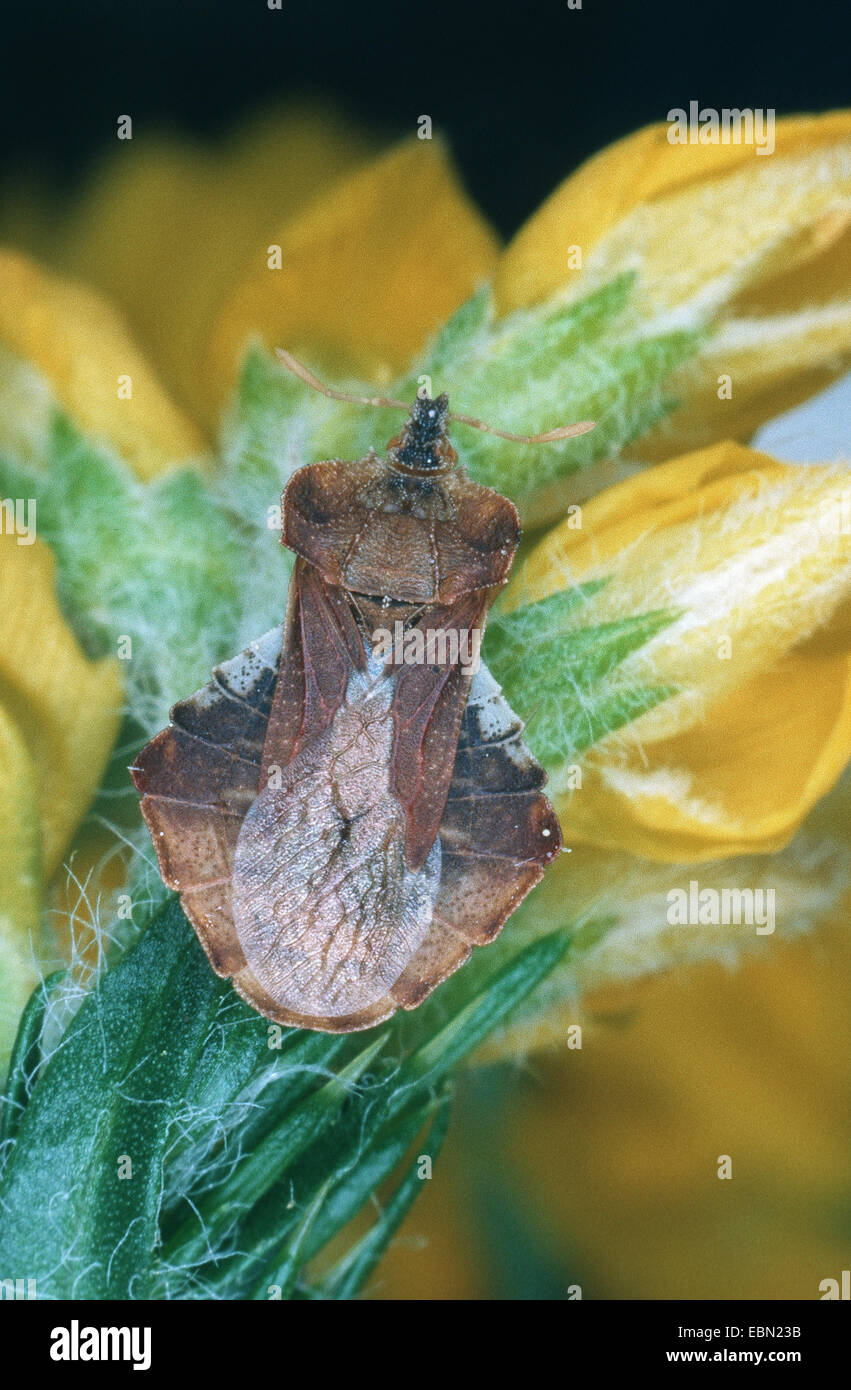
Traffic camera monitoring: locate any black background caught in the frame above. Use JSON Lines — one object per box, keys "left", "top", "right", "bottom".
{"left": 2, "top": 0, "right": 849, "bottom": 236}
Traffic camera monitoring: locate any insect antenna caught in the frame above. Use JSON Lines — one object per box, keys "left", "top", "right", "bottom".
{"left": 447, "top": 410, "right": 595, "bottom": 444}
{"left": 275, "top": 349, "right": 410, "bottom": 413}
{"left": 275, "top": 349, "right": 595, "bottom": 444}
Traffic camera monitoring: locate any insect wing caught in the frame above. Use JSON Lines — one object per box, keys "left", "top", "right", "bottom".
{"left": 367, "top": 661, "right": 562, "bottom": 1009}
{"left": 130, "top": 627, "right": 282, "bottom": 976}
{"left": 234, "top": 655, "right": 442, "bottom": 1024}
{"left": 260, "top": 556, "right": 364, "bottom": 780}
{"left": 132, "top": 631, "right": 560, "bottom": 1031}
{"left": 388, "top": 588, "right": 490, "bottom": 872}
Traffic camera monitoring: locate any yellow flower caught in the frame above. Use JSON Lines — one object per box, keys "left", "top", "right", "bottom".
{"left": 501, "top": 909, "right": 851, "bottom": 1299}
{"left": 205, "top": 138, "right": 499, "bottom": 416}
{"left": 0, "top": 103, "right": 380, "bottom": 433}
{"left": 0, "top": 533, "right": 122, "bottom": 1058}
{"left": 1, "top": 120, "right": 497, "bottom": 458}
{"left": 495, "top": 112, "right": 851, "bottom": 457}
{"left": 515, "top": 442, "right": 851, "bottom": 861}
{"left": 0, "top": 251, "right": 205, "bottom": 480}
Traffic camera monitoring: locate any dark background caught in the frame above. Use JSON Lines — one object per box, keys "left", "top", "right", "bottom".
{"left": 2, "top": 0, "right": 849, "bottom": 236}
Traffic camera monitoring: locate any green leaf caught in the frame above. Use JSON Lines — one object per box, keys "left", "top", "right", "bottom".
{"left": 0, "top": 971, "right": 63, "bottom": 1150}
{"left": 0, "top": 901, "right": 233, "bottom": 1298}
{"left": 250, "top": 1176, "right": 335, "bottom": 1301}
{"left": 166, "top": 927, "right": 570, "bottom": 1298}
{"left": 394, "top": 926, "right": 571, "bottom": 1091}
{"left": 318, "top": 1101, "right": 451, "bottom": 1300}
{"left": 485, "top": 588, "right": 680, "bottom": 767}
{"left": 164, "top": 1034, "right": 387, "bottom": 1270}
{"left": 0, "top": 891, "right": 572, "bottom": 1299}
{"left": 273, "top": 1097, "right": 444, "bottom": 1294}
{"left": 0, "top": 414, "right": 291, "bottom": 738}
{"left": 157, "top": 1028, "right": 352, "bottom": 1256}
{"left": 410, "top": 277, "right": 701, "bottom": 515}
{"left": 556, "top": 682, "right": 678, "bottom": 761}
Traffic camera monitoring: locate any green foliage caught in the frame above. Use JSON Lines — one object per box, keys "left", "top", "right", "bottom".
{"left": 0, "top": 415, "right": 293, "bottom": 737}
{"left": 0, "top": 900, "right": 570, "bottom": 1299}
{"left": 0, "top": 971, "right": 63, "bottom": 1149}
{"left": 411, "top": 275, "right": 696, "bottom": 505}
{"left": 485, "top": 585, "right": 679, "bottom": 768}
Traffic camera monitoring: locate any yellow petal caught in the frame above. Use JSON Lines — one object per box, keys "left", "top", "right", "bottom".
{"left": 0, "top": 343, "right": 55, "bottom": 469}
{"left": 205, "top": 137, "right": 499, "bottom": 411}
{"left": 495, "top": 112, "right": 851, "bottom": 452}
{"left": 496, "top": 110, "right": 851, "bottom": 311}
{"left": 376, "top": 890, "right": 851, "bottom": 1297}
{"left": 0, "top": 250, "right": 205, "bottom": 479}
{"left": 516, "top": 443, "right": 851, "bottom": 860}
{"left": 483, "top": 798, "right": 850, "bottom": 1061}
{"left": 0, "top": 533, "right": 123, "bottom": 878}
{"left": 10, "top": 104, "right": 380, "bottom": 430}
{"left": 500, "top": 912, "right": 851, "bottom": 1297}
{"left": 636, "top": 299, "right": 851, "bottom": 460}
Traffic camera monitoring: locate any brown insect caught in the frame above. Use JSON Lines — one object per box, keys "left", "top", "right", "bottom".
{"left": 131, "top": 356, "right": 594, "bottom": 1032}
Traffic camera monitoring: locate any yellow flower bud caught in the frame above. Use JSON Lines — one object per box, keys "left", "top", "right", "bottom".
{"left": 0, "top": 250, "right": 205, "bottom": 479}
{"left": 0, "top": 534, "right": 122, "bottom": 1060}
{"left": 495, "top": 112, "right": 851, "bottom": 457}
{"left": 516, "top": 442, "right": 851, "bottom": 860}
{"left": 205, "top": 138, "right": 499, "bottom": 412}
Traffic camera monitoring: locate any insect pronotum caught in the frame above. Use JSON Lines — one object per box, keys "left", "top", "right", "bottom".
{"left": 131, "top": 357, "right": 594, "bottom": 1032}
